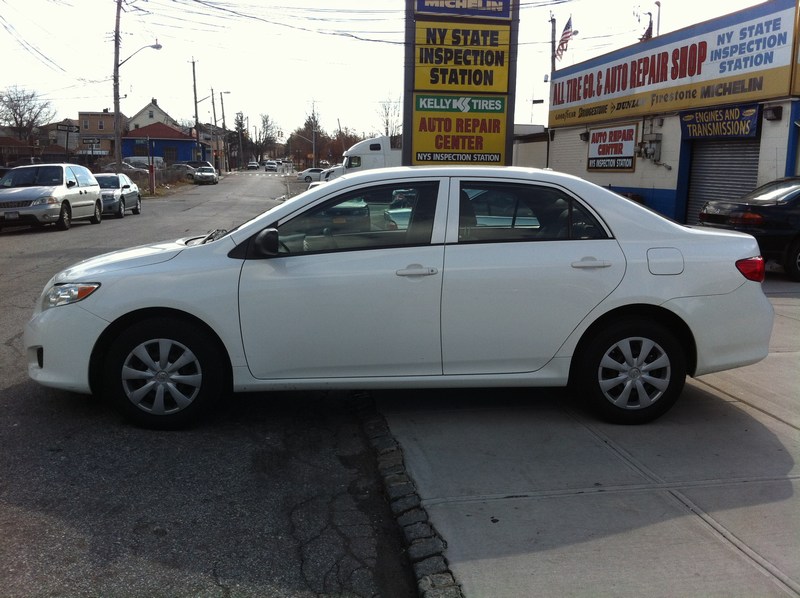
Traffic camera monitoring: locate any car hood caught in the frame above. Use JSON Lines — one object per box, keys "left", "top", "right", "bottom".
{"left": 0, "top": 186, "right": 58, "bottom": 200}
{"left": 55, "top": 240, "right": 185, "bottom": 282}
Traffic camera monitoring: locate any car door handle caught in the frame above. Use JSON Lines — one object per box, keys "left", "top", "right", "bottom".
{"left": 396, "top": 265, "right": 439, "bottom": 277}
{"left": 571, "top": 258, "right": 612, "bottom": 269}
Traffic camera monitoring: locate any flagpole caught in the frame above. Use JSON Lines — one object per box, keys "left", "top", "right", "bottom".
{"left": 550, "top": 13, "right": 556, "bottom": 74}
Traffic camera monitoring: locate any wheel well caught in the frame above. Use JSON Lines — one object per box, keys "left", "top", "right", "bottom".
{"left": 569, "top": 304, "right": 698, "bottom": 382}
{"left": 88, "top": 308, "right": 233, "bottom": 395}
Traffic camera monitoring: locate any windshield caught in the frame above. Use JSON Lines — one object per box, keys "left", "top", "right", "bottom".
{"left": 0, "top": 165, "right": 63, "bottom": 188}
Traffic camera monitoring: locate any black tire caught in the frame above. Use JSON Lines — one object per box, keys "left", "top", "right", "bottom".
{"left": 116, "top": 199, "right": 125, "bottom": 218}
{"left": 90, "top": 201, "right": 102, "bottom": 224}
{"left": 304, "top": 176, "right": 312, "bottom": 183}
{"left": 574, "top": 318, "right": 686, "bottom": 424}
{"left": 132, "top": 195, "right": 141, "bottom": 215}
{"left": 56, "top": 203, "right": 71, "bottom": 230}
{"left": 103, "top": 318, "right": 225, "bottom": 429}
{"left": 784, "top": 238, "right": 800, "bottom": 281}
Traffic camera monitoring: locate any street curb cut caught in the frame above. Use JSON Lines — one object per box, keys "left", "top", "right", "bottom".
{"left": 356, "top": 395, "right": 464, "bottom": 598}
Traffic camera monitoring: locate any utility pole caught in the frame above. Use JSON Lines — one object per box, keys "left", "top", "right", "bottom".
{"left": 211, "top": 88, "right": 218, "bottom": 170}
{"left": 113, "top": 0, "right": 122, "bottom": 172}
{"left": 192, "top": 58, "right": 200, "bottom": 159}
{"left": 220, "top": 91, "right": 228, "bottom": 171}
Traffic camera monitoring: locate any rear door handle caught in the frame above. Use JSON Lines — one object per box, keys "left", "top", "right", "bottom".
{"left": 571, "top": 258, "right": 612, "bottom": 269}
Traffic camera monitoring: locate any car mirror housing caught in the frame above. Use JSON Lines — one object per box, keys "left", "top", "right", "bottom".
{"left": 252, "top": 228, "right": 280, "bottom": 257}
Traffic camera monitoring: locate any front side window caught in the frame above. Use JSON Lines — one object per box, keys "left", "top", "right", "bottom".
{"left": 458, "top": 182, "right": 607, "bottom": 243}
{"left": 277, "top": 181, "right": 439, "bottom": 254}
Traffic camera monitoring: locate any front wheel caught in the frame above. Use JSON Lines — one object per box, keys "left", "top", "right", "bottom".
{"left": 56, "top": 203, "right": 71, "bottom": 230}
{"left": 103, "top": 318, "right": 225, "bottom": 429}
{"left": 573, "top": 318, "right": 686, "bottom": 424}
{"left": 116, "top": 199, "right": 125, "bottom": 218}
{"left": 132, "top": 196, "right": 141, "bottom": 215}
{"left": 304, "top": 175, "right": 312, "bottom": 182}
{"left": 90, "top": 201, "right": 102, "bottom": 224}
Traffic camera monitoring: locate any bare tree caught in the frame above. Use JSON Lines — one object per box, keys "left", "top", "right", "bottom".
{"left": 257, "top": 114, "right": 279, "bottom": 160}
{"left": 0, "top": 86, "right": 56, "bottom": 144}
{"left": 377, "top": 97, "right": 402, "bottom": 138}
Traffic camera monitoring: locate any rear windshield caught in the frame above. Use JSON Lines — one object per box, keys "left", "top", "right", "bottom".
{"left": 743, "top": 180, "right": 800, "bottom": 203}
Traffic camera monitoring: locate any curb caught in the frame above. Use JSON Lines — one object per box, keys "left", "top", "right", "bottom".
{"left": 356, "top": 395, "right": 464, "bottom": 598}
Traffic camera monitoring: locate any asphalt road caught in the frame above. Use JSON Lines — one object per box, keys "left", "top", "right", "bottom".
{"left": 0, "top": 171, "right": 417, "bottom": 598}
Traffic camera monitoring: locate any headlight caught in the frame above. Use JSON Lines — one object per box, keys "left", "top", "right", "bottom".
{"left": 30, "top": 195, "right": 59, "bottom": 206}
{"left": 43, "top": 283, "right": 100, "bottom": 309}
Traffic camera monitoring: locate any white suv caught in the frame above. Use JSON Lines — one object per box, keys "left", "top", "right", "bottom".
{"left": 0, "top": 163, "right": 102, "bottom": 231}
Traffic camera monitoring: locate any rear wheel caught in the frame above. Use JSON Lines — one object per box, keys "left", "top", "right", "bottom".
{"left": 784, "top": 238, "right": 800, "bottom": 281}
{"left": 574, "top": 318, "right": 686, "bottom": 424}
{"left": 56, "top": 203, "right": 71, "bottom": 230}
{"left": 103, "top": 318, "right": 225, "bottom": 429}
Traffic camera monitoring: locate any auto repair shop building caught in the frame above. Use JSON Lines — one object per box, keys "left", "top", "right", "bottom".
{"left": 547, "top": 0, "right": 799, "bottom": 223}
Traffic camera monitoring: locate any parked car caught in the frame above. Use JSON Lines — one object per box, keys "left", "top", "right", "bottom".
{"left": 95, "top": 173, "right": 141, "bottom": 218}
{"left": 193, "top": 166, "right": 219, "bottom": 185}
{"left": 168, "top": 163, "right": 196, "bottom": 180}
{"left": 102, "top": 161, "right": 148, "bottom": 176}
{"left": 24, "top": 167, "right": 773, "bottom": 429}
{"left": 265, "top": 160, "right": 278, "bottom": 172}
{"left": 699, "top": 177, "right": 800, "bottom": 281}
{"left": 0, "top": 163, "right": 102, "bottom": 231}
{"left": 247, "top": 161, "right": 259, "bottom": 170}
{"left": 296, "top": 167, "right": 324, "bottom": 183}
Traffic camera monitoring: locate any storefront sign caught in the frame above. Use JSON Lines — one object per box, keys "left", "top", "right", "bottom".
{"left": 415, "top": 0, "right": 512, "bottom": 20}
{"left": 549, "top": 0, "right": 795, "bottom": 127}
{"left": 587, "top": 123, "right": 637, "bottom": 171}
{"left": 412, "top": 93, "right": 506, "bottom": 164}
{"left": 415, "top": 21, "right": 510, "bottom": 94}
{"left": 679, "top": 104, "right": 760, "bottom": 139}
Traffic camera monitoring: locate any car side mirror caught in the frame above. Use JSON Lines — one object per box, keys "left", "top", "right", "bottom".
{"left": 252, "top": 228, "right": 280, "bottom": 257}
{"left": 67, "top": 180, "right": 77, "bottom": 188}
{"left": 122, "top": 184, "right": 130, "bottom": 190}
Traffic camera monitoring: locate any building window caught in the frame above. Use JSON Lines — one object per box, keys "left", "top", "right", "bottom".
{"left": 148, "top": 110, "right": 154, "bottom": 118}
{"left": 82, "top": 120, "right": 89, "bottom": 129}
{"left": 98, "top": 121, "right": 104, "bottom": 130}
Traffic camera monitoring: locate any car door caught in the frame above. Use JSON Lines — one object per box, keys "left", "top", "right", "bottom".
{"left": 119, "top": 174, "right": 135, "bottom": 207}
{"left": 238, "top": 178, "right": 448, "bottom": 379}
{"left": 67, "top": 166, "right": 96, "bottom": 218}
{"left": 440, "top": 178, "right": 626, "bottom": 375}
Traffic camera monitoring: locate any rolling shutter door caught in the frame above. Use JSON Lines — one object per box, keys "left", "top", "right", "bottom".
{"left": 685, "top": 139, "right": 759, "bottom": 224}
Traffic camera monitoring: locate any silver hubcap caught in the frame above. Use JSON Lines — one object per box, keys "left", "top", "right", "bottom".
{"left": 597, "top": 336, "right": 671, "bottom": 409}
{"left": 121, "top": 338, "right": 202, "bottom": 414}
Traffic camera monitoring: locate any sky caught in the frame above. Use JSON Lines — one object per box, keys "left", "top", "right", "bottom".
{"left": 0, "top": 0, "right": 763, "bottom": 140}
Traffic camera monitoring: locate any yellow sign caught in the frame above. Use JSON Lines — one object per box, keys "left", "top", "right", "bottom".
{"left": 415, "top": 21, "right": 510, "bottom": 94}
{"left": 412, "top": 93, "right": 506, "bottom": 164}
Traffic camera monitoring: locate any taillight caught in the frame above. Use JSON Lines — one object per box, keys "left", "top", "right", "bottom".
{"left": 729, "top": 211, "right": 764, "bottom": 226}
{"left": 736, "top": 256, "right": 765, "bottom": 282}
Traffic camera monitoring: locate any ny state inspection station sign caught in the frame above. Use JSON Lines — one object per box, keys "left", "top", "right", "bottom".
{"left": 406, "top": 0, "right": 517, "bottom": 166}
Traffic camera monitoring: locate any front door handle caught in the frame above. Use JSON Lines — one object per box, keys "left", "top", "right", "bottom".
{"left": 396, "top": 264, "right": 439, "bottom": 277}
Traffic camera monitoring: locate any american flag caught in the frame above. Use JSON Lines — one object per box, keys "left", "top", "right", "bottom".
{"left": 556, "top": 17, "right": 573, "bottom": 61}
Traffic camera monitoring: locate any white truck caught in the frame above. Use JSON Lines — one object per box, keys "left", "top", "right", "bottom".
{"left": 342, "top": 136, "right": 402, "bottom": 174}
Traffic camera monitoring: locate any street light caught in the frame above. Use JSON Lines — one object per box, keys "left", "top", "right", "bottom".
{"left": 113, "top": 39, "right": 162, "bottom": 172}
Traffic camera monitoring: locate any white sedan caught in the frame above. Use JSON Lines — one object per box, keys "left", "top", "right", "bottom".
{"left": 24, "top": 167, "right": 773, "bottom": 428}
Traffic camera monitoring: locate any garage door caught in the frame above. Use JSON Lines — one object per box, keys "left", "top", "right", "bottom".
{"left": 685, "top": 139, "right": 759, "bottom": 224}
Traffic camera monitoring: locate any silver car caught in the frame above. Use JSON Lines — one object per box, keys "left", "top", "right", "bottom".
{"left": 95, "top": 173, "right": 142, "bottom": 218}
{"left": 193, "top": 166, "right": 219, "bottom": 185}
{"left": 0, "top": 163, "right": 102, "bottom": 231}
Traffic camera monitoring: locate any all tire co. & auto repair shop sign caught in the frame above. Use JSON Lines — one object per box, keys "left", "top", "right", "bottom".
{"left": 405, "top": 0, "right": 519, "bottom": 165}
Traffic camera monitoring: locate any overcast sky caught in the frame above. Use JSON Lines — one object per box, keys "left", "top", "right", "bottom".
{"left": 0, "top": 0, "right": 761, "bottom": 139}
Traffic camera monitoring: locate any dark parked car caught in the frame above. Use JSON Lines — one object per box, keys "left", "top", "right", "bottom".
{"left": 699, "top": 177, "right": 800, "bottom": 280}
{"left": 95, "top": 173, "right": 141, "bottom": 218}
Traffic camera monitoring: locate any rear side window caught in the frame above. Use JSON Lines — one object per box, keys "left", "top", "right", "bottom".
{"left": 458, "top": 182, "right": 608, "bottom": 243}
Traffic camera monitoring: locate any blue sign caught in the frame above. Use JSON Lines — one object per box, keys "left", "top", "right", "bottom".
{"left": 680, "top": 104, "right": 760, "bottom": 139}
{"left": 415, "top": 0, "right": 512, "bottom": 20}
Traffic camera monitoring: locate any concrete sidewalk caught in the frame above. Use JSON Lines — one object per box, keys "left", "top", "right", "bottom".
{"left": 376, "top": 273, "right": 799, "bottom": 597}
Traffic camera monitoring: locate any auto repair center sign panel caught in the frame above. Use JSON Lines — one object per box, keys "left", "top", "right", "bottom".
{"left": 409, "top": 0, "right": 517, "bottom": 165}
{"left": 548, "top": 0, "right": 795, "bottom": 127}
